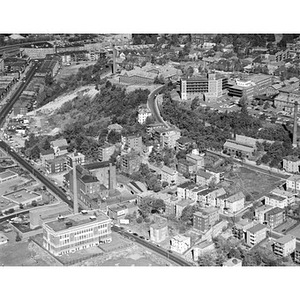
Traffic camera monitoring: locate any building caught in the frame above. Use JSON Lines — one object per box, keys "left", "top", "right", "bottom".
{"left": 45, "top": 156, "right": 67, "bottom": 174}
{"left": 29, "top": 202, "right": 71, "bottom": 229}
{"left": 232, "top": 219, "right": 256, "bottom": 240}
{"left": 223, "top": 257, "right": 242, "bottom": 267}
{"left": 180, "top": 73, "right": 228, "bottom": 101}
{"left": 264, "top": 192, "right": 293, "bottom": 209}
{"left": 137, "top": 105, "right": 152, "bottom": 124}
{"left": 0, "top": 170, "right": 18, "bottom": 184}
{"left": 161, "top": 165, "right": 178, "bottom": 185}
{"left": 176, "top": 137, "right": 195, "bottom": 152}
{"left": 283, "top": 156, "right": 300, "bottom": 173}
{"left": 149, "top": 220, "right": 168, "bottom": 243}
{"left": 245, "top": 224, "right": 268, "bottom": 247}
{"left": 186, "top": 152, "right": 205, "bottom": 170}
{"left": 254, "top": 205, "right": 273, "bottom": 223}
{"left": 40, "top": 149, "right": 55, "bottom": 165}
{"left": 177, "top": 159, "right": 197, "bottom": 175}
{"left": 84, "top": 161, "right": 117, "bottom": 190}
{"left": 170, "top": 234, "right": 191, "bottom": 254}
{"left": 223, "top": 139, "right": 256, "bottom": 159}
{"left": 120, "top": 152, "right": 142, "bottom": 175}
{"left": 193, "top": 207, "right": 219, "bottom": 232}
{"left": 274, "top": 235, "right": 296, "bottom": 257}
{"left": 265, "top": 207, "right": 285, "bottom": 229}
{"left": 197, "top": 187, "right": 227, "bottom": 207}
{"left": 66, "top": 152, "right": 85, "bottom": 168}
{"left": 196, "top": 169, "right": 215, "bottom": 186}
{"left": 51, "top": 138, "right": 68, "bottom": 156}
{"left": 154, "top": 127, "right": 181, "bottom": 149}
{"left": 108, "top": 202, "right": 137, "bottom": 222}
{"left": 99, "top": 143, "right": 116, "bottom": 162}
{"left": 122, "top": 135, "right": 143, "bottom": 153}
{"left": 175, "top": 199, "right": 194, "bottom": 219}
{"left": 107, "top": 123, "right": 123, "bottom": 134}
{"left": 220, "top": 191, "right": 245, "bottom": 214}
{"left": 190, "top": 240, "right": 215, "bottom": 261}
{"left": 286, "top": 175, "right": 300, "bottom": 194}
{"left": 42, "top": 210, "right": 112, "bottom": 256}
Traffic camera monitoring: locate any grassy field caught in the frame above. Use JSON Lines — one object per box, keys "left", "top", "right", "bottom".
{"left": 223, "top": 166, "right": 284, "bottom": 200}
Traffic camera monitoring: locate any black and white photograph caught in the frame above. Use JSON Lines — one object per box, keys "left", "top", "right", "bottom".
{"left": 1, "top": 2, "right": 300, "bottom": 300}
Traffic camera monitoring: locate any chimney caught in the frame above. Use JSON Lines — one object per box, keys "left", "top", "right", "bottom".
{"left": 72, "top": 159, "right": 78, "bottom": 213}
{"left": 293, "top": 101, "right": 298, "bottom": 148}
{"left": 112, "top": 44, "right": 116, "bottom": 74}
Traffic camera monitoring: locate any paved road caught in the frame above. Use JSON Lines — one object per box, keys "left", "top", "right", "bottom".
{"left": 112, "top": 225, "right": 193, "bottom": 266}
{"left": 147, "top": 85, "right": 168, "bottom": 126}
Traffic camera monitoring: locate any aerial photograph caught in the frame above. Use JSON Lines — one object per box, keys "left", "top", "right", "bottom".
{"left": 1, "top": 32, "right": 300, "bottom": 270}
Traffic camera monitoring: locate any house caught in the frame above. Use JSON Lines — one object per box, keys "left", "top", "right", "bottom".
{"left": 196, "top": 169, "right": 215, "bottom": 186}
{"left": 51, "top": 138, "right": 68, "bottom": 156}
{"left": 190, "top": 240, "right": 215, "bottom": 261}
{"left": 137, "top": 105, "right": 152, "bottom": 124}
{"left": 170, "top": 234, "right": 191, "bottom": 254}
{"left": 274, "top": 235, "right": 296, "bottom": 257}
{"left": 223, "top": 139, "right": 256, "bottom": 159}
{"left": 177, "top": 181, "right": 194, "bottom": 200}
{"left": 193, "top": 207, "right": 219, "bottom": 233}
{"left": 40, "top": 149, "right": 54, "bottom": 165}
{"left": 161, "top": 165, "right": 178, "bottom": 185}
{"left": 197, "top": 187, "right": 227, "bottom": 207}
{"left": 245, "top": 224, "right": 268, "bottom": 247}
{"left": 264, "top": 191, "right": 295, "bottom": 209}
{"left": 223, "top": 257, "right": 242, "bottom": 267}
{"left": 150, "top": 220, "right": 168, "bottom": 243}
{"left": 220, "top": 191, "right": 245, "bottom": 214}
{"left": 108, "top": 123, "right": 123, "bottom": 134}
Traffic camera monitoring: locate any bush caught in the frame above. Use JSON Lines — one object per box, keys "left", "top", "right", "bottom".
{"left": 136, "top": 217, "right": 143, "bottom": 224}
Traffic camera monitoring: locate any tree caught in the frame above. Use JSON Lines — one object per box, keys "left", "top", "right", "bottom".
{"left": 32, "top": 200, "right": 38, "bottom": 207}
{"left": 15, "top": 233, "right": 22, "bottom": 242}
{"left": 107, "top": 130, "right": 121, "bottom": 144}
{"left": 239, "top": 96, "right": 248, "bottom": 115}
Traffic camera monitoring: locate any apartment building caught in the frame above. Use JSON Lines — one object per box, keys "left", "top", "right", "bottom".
{"left": 245, "top": 224, "right": 268, "bottom": 247}
{"left": 265, "top": 207, "right": 286, "bottom": 229}
{"left": 264, "top": 190, "right": 295, "bottom": 209}
{"left": 43, "top": 210, "right": 112, "bottom": 256}
{"left": 66, "top": 152, "right": 85, "bottom": 168}
{"left": 122, "top": 135, "right": 143, "bottom": 153}
{"left": 286, "top": 174, "right": 300, "bottom": 194}
{"left": 177, "top": 159, "right": 197, "bottom": 175}
{"left": 196, "top": 170, "right": 215, "bottom": 186}
{"left": 176, "top": 137, "right": 195, "bottom": 152}
{"left": 193, "top": 207, "right": 219, "bottom": 232}
{"left": 274, "top": 235, "right": 296, "bottom": 257}
{"left": 170, "top": 234, "right": 191, "bottom": 254}
{"left": 283, "top": 156, "right": 300, "bottom": 173}
{"left": 45, "top": 156, "right": 67, "bottom": 174}
{"left": 254, "top": 205, "right": 273, "bottom": 223}
{"left": 153, "top": 127, "right": 181, "bottom": 149}
{"left": 232, "top": 219, "right": 256, "bottom": 240}
{"left": 186, "top": 152, "right": 205, "bottom": 170}
{"left": 99, "top": 143, "right": 116, "bottom": 162}
{"left": 218, "top": 191, "right": 245, "bottom": 214}
{"left": 120, "top": 152, "right": 142, "bottom": 175}
{"left": 180, "top": 73, "right": 228, "bottom": 101}
{"left": 197, "top": 187, "right": 227, "bottom": 207}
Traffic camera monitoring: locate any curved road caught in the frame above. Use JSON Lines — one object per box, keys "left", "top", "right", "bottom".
{"left": 147, "top": 85, "right": 169, "bottom": 127}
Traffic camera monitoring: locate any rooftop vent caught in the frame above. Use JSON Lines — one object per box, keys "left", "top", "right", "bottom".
{"left": 81, "top": 210, "right": 88, "bottom": 215}
{"left": 65, "top": 221, "right": 73, "bottom": 227}
{"left": 89, "top": 216, "right": 97, "bottom": 221}
{"left": 57, "top": 215, "right": 65, "bottom": 221}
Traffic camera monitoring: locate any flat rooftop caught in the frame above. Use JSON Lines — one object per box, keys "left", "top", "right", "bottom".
{"left": 3, "top": 189, "right": 41, "bottom": 204}
{"left": 276, "top": 234, "right": 295, "bottom": 245}
{"left": 0, "top": 170, "right": 17, "bottom": 180}
{"left": 45, "top": 211, "right": 110, "bottom": 232}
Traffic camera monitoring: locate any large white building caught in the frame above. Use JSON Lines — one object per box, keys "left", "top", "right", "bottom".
{"left": 43, "top": 210, "right": 112, "bottom": 256}
{"left": 137, "top": 105, "right": 152, "bottom": 124}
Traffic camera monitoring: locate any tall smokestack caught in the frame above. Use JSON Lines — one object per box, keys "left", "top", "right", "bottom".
{"left": 112, "top": 44, "right": 116, "bottom": 74}
{"left": 72, "top": 158, "right": 78, "bottom": 213}
{"left": 293, "top": 101, "right": 298, "bottom": 148}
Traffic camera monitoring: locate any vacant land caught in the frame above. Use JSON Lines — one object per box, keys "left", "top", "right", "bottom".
{"left": 223, "top": 166, "right": 283, "bottom": 200}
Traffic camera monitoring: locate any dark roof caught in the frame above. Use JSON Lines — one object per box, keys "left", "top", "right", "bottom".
{"left": 40, "top": 149, "right": 54, "bottom": 156}
{"left": 81, "top": 175, "right": 99, "bottom": 183}
{"left": 84, "top": 161, "right": 111, "bottom": 170}
{"left": 265, "top": 207, "right": 284, "bottom": 215}
{"left": 177, "top": 181, "right": 194, "bottom": 189}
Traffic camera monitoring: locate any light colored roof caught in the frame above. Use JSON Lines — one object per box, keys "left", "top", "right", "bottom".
{"left": 226, "top": 191, "right": 245, "bottom": 203}
{"left": 247, "top": 223, "right": 267, "bottom": 234}
{"left": 51, "top": 138, "right": 68, "bottom": 148}
{"left": 161, "top": 165, "right": 176, "bottom": 175}
{"left": 276, "top": 234, "right": 295, "bottom": 245}
{"left": 224, "top": 140, "right": 255, "bottom": 153}
{"left": 172, "top": 234, "right": 190, "bottom": 243}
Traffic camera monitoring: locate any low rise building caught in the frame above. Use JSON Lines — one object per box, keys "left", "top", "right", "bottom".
{"left": 286, "top": 174, "right": 300, "bottom": 194}
{"left": 176, "top": 137, "right": 195, "bottom": 152}
{"left": 232, "top": 219, "right": 256, "bottom": 240}
{"left": 66, "top": 152, "right": 85, "bottom": 168}
{"left": 51, "top": 138, "right": 68, "bottom": 156}
{"left": 223, "top": 139, "right": 256, "bottom": 159}
{"left": 193, "top": 207, "right": 219, "bottom": 233}
{"left": 245, "top": 224, "right": 268, "bottom": 247}
{"left": 170, "top": 234, "right": 191, "bottom": 254}
{"left": 99, "top": 143, "right": 116, "bottom": 162}
{"left": 40, "top": 149, "right": 55, "bottom": 165}
{"left": 196, "top": 170, "right": 215, "bottom": 186}
{"left": 190, "top": 240, "right": 215, "bottom": 261}
{"left": 137, "top": 105, "right": 152, "bottom": 124}
{"left": 274, "top": 235, "right": 296, "bottom": 257}
{"left": 264, "top": 191, "right": 294, "bottom": 209}
{"left": 122, "top": 135, "right": 143, "bottom": 154}
{"left": 43, "top": 210, "right": 112, "bottom": 256}
{"left": 177, "top": 159, "right": 197, "bottom": 175}
{"left": 186, "top": 152, "right": 205, "bottom": 170}
{"left": 219, "top": 191, "right": 245, "bottom": 214}
{"left": 154, "top": 127, "right": 181, "bottom": 149}
{"left": 45, "top": 156, "right": 67, "bottom": 174}
{"left": 149, "top": 220, "right": 168, "bottom": 243}
{"left": 283, "top": 156, "right": 300, "bottom": 173}
{"left": 120, "top": 152, "right": 142, "bottom": 175}
{"left": 161, "top": 165, "right": 178, "bottom": 185}
{"left": 197, "top": 187, "right": 227, "bottom": 207}
{"left": 175, "top": 199, "right": 194, "bottom": 219}
{"left": 0, "top": 170, "right": 18, "bottom": 183}
{"left": 265, "top": 207, "right": 285, "bottom": 229}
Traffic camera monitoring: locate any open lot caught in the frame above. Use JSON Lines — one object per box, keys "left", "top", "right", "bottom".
{"left": 223, "top": 166, "right": 283, "bottom": 200}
